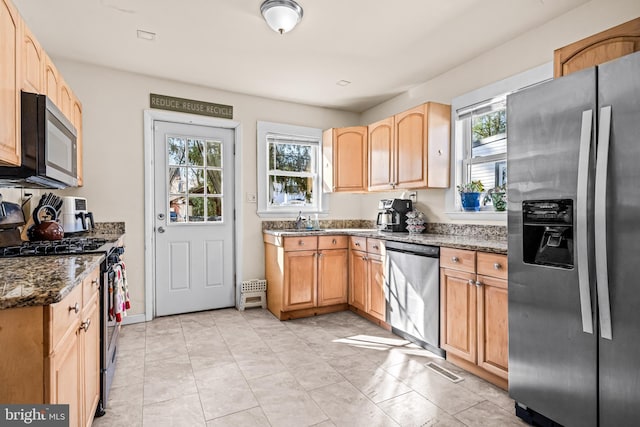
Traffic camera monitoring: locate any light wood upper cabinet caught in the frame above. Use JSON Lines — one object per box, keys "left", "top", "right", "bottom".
{"left": 0, "top": 0, "right": 21, "bottom": 166}
{"left": 322, "top": 126, "right": 368, "bottom": 192}
{"left": 72, "top": 95, "right": 84, "bottom": 186}
{"left": 44, "top": 52, "right": 60, "bottom": 105}
{"left": 21, "top": 22, "right": 43, "bottom": 93}
{"left": 59, "top": 79, "right": 73, "bottom": 120}
{"left": 367, "top": 102, "right": 451, "bottom": 191}
{"left": 368, "top": 117, "right": 394, "bottom": 191}
{"left": 554, "top": 17, "right": 640, "bottom": 78}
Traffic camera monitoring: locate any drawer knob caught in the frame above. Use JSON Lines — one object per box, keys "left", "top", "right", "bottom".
{"left": 373, "top": 245, "right": 379, "bottom": 250}
{"left": 494, "top": 263, "right": 502, "bottom": 270}
{"left": 332, "top": 239, "right": 337, "bottom": 245}
{"left": 452, "top": 256, "right": 459, "bottom": 263}
{"left": 298, "top": 240, "right": 304, "bottom": 246}
{"left": 91, "top": 278, "right": 99, "bottom": 286}
{"left": 355, "top": 242, "right": 361, "bottom": 247}
{"left": 69, "top": 302, "right": 79, "bottom": 314}
{"left": 80, "top": 318, "right": 91, "bottom": 332}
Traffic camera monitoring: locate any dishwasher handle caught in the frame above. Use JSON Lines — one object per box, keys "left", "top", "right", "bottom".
{"left": 385, "top": 241, "right": 440, "bottom": 258}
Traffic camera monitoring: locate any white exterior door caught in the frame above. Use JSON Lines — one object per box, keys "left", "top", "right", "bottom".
{"left": 153, "top": 120, "right": 235, "bottom": 316}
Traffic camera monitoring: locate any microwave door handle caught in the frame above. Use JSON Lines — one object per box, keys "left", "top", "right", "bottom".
{"left": 577, "top": 109, "right": 594, "bottom": 335}
{"left": 595, "top": 105, "right": 613, "bottom": 340}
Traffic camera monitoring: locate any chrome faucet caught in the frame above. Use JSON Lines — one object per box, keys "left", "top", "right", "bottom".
{"left": 295, "top": 211, "right": 306, "bottom": 229}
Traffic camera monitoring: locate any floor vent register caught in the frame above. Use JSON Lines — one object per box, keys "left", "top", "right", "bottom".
{"left": 425, "top": 362, "right": 464, "bottom": 383}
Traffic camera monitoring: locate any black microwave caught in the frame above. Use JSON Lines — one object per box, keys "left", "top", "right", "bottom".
{"left": 0, "top": 92, "right": 78, "bottom": 189}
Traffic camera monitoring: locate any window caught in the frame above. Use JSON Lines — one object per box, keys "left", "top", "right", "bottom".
{"left": 458, "top": 98, "right": 507, "bottom": 194}
{"left": 447, "top": 62, "right": 553, "bottom": 217}
{"left": 257, "top": 121, "right": 325, "bottom": 216}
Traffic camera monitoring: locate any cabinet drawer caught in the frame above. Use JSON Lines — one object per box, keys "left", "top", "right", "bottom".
{"left": 82, "top": 268, "right": 101, "bottom": 306}
{"left": 49, "top": 284, "right": 82, "bottom": 349}
{"left": 367, "top": 238, "right": 384, "bottom": 255}
{"left": 477, "top": 252, "right": 508, "bottom": 280}
{"left": 284, "top": 236, "right": 318, "bottom": 251}
{"left": 350, "top": 236, "right": 367, "bottom": 251}
{"left": 318, "top": 235, "right": 348, "bottom": 250}
{"left": 440, "top": 248, "right": 476, "bottom": 273}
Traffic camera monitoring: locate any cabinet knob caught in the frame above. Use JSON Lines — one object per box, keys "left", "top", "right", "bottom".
{"left": 475, "top": 280, "right": 483, "bottom": 287}
{"left": 468, "top": 279, "right": 475, "bottom": 286}
{"left": 452, "top": 256, "right": 459, "bottom": 263}
{"left": 332, "top": 239, "right": 337, "bottom": 245}
{"left": 437, "top": 149, "right": 443, "bottom": 156}
{"left": 69, "top": 302, "right": 79, "bottom": 314}
{"left": 494, "top": 262, "right": 502, "bottom": 270}
{"left": 355, "top": 242, "right": 361, "bottom": 247}
{"left": 373, "top": 245, "right": 379, "bottom": 250}
{"left": 80, "top": 318, "right": 91, "bottom": 332}
{"left": 91, "top": 278, "right": 99, "bottom": 286}
{"left": 298, "top": 240, "right": 304, "bottom": 246}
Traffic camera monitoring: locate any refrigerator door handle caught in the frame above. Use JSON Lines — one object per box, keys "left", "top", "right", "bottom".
{"left": 577, "top": 109, "right": 594, "bottom": 334}
{"left": 595, "top": 105, "right": 613, "bottom": 340}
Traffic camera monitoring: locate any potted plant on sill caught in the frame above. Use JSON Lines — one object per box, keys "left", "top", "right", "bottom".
{"left": 457, "top": 180, "right": 485, "bottom": 212}
{"left": 485, "top": 184, "right": 507, "bottom": 211}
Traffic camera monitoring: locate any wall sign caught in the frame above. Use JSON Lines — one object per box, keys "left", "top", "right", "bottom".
{"left": 150, "top": 93, "right": 233, "bottom": 119}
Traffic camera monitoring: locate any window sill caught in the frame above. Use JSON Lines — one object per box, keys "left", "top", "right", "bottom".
{"left": 256, "top": 208, "right": 328, "bottom": 219}
{"left": 445, "top": 210, "right": 507, "bottom": 222}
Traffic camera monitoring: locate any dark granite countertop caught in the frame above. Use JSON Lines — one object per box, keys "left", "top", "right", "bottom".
{"left": 263, "top": 228, "right": 507, "bottom": 254}
{"left": 0, "top": 228, "right": 125, "bottom": 310}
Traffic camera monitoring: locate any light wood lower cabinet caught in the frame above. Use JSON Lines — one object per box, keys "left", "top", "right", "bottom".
{"left": 440, "top": 247, "right": 508, "bottom": 389}
{"left": 0, "top": 266, "right": 101, "bottom": 427}
{"left": 264, "top": 233, "right": 348, "bottom": 320}
{"left": 348, "top": 236, "right": 387, "bottom": 325}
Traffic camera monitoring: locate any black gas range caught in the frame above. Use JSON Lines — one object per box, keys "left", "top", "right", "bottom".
{"left": 0, "top": 236, "right": 113, "bottom": 258}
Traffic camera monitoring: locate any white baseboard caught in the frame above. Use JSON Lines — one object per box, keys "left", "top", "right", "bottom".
{"left": 120, "top": 314, "right": 146, "bottom": 325}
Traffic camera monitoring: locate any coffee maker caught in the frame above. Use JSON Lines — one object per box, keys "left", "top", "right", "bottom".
{"left": 376, "top": 198, "right": 412, "bottom": 232}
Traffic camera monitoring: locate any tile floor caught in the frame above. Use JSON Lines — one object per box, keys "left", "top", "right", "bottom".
{"left": 92, "top": 309, "right": 527, "bottom": 427}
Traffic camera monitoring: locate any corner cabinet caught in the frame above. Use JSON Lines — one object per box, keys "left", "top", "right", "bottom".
{"left": 440, "top": 247, "right": 508, "bottom": 389}
{"left": 0, "top": 0, "right": 21, "bottom": 166}
{"left": 554, "top": 17, "right": 640, "bottom": 78}
{"left": 348, "top": 236, "right": 387, "bottom": 325}
{"left": 264, "top": 233, "right": 348, "bottom": 320}
{"left": 0, "top": 266, "right": 101, "bottom": 427}
{"left": 368, "top": 102, "right": 451, "bottom": 191}
{"left": 322, "top": 126, "right": 368, "bottom": 193}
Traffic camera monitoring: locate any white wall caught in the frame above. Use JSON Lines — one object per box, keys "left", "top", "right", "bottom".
{"left": 360, "top": 0, "right": 640, "bottom": 224}
{"left": 49, "top": 0, "right": 639, "bottom": 318}
{"left": 54, "top": 60, "right": 359, "bottom": 317}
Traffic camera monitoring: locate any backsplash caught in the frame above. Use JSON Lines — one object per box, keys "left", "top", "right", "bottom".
{"left": 262, "top": 220, "right": 507, "bottom": 240}
{"left": 92, "top": 222, "right": 125, "bottom": 234}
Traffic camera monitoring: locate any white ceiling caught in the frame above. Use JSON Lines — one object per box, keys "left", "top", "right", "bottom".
{"left": 13, "top": 0, "right": 588, "bottom": 113}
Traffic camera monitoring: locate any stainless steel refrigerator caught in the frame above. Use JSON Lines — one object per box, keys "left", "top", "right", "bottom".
{"left": 507, "top": 50, "right": 640, "bottom": 427}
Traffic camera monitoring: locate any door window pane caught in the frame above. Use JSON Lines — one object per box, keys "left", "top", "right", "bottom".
{"left": 167, "top": 136, "right": 225, "bottom": 223}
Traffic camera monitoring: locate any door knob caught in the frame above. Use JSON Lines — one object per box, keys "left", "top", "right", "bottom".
{"left": 157, "top": 226, "right": 165, "bottom": 233}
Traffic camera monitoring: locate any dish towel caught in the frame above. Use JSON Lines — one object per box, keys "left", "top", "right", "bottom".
{"left": 112, "top": 261, "right": 131, "bottom": 322}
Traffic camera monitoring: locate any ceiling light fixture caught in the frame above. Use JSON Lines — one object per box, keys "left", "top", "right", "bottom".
{"left": 260, "top": 0, "right": 303, "bottom": 35}
{"left": 336, "top": 80, "right": 351, "bottom": 86}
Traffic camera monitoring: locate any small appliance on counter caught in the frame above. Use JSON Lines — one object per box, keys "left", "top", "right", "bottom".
{"left": 376, "top": 198, "right": 412, "bottom": 232}
{"left": 61, "top": 196, "right": 95, "bottom": 234}
{"left": 26, "top": 192, "right": 65, "bottom": 241}
{"left": 0, "top": 195, "right": 26, "bottom": 247}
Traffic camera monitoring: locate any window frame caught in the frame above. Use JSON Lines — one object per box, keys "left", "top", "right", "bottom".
{"left": 257, "top": 121, "right": 327, "bottom": 217}
{"left": 446, "top": 62, "right": 553, "bottom": 221}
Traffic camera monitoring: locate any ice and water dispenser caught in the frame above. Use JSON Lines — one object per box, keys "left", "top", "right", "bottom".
{"left": 522, "top": 200, "right": 574, "bottom": 269}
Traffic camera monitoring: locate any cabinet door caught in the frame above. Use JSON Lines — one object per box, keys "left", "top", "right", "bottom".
{"left": 50, "top": 328, "right": 81, "bottom": 427}
{"left": 440, "top": 267, "right": 477, "bottom": 363}
{"left": 554, "top": 17, "right": 640, "bottom": 78}
{"left": 283, "top": 250, "right": 317, "bottom": 311}
{"left": 329, "top": 127, "right": 367, "bottom": 192}
{"left": 21, "top": 23, "right": 43, "bottom": 93}
{"left": 426, "top": 102, "right": 451, "bottom": 188}
{"left": 368, "top": 117, "right": 394, "bottom": 191}
{"left": 44, "top": 53, "right": 60, "bottom": 105}
{"left": 367, "top": 253, "right": 385, "bottom": 321}
{"left": 477, "top": 274, "right": 508, "bottom": 379}
{"left": 0, "top": 0, "right": 21, "bottom": 166}
{"left": 318, "top": 248, "right": 348, "bottom": 306}
{"left": 348, "top": 249, "right": 367, "bottom": 311}
{"left": 81, "top": 294, "right": 100, "bottom": 427}
{"left": 72, "top": 96, "right": 83, "bottom": 186}
{"left": 395, "top": 105, "right": 427, "bottom": 189}
{"left": 59, "top": 80, "right": 73, "bottom": 121}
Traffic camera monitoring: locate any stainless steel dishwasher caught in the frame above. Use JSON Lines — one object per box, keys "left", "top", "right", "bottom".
{"left": 385, "top": 240, "right": 443, "bottom": 357}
